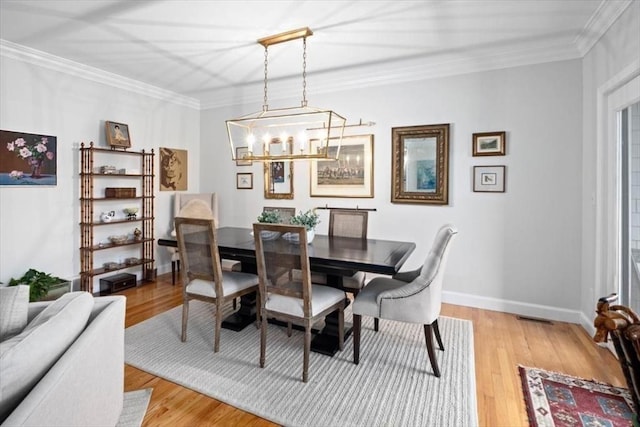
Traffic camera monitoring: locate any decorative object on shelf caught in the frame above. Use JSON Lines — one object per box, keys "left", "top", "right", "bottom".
{"left": 310, "top": 134, "right": 374, "bottom": 198}
{"left": 100, "top": 211, "right": 115, "bottom": 223}
{"left": 391, "top": 124, "right": 450, "bottom": 205}
{"left": 105, "top": 187, "right": 136, "bottom": 198}
{"left": 99, "top": 273, "right": 137, "bottom": 295}
{"left": 124, "top": 207, "right": 139, "bottom": 220}
{"left": 109, "top": 235, "right": 128, "bottom": 245}
{"left": 125, "top": 257, "right": 140, "bottom": 265}
{"left": 472, "top": 131, "right": 506, "bottom": 156}
{"left": 103, "top": 262, "right": 119, "bottom": 270}
{"left": 100, "top": 165, "right": 117, "bottom": 174}
{"left": 236, "top": 172, "right": 253, "bottom": 189}
{"left": 159, "top": 147, "right": 187, "bottom": 191}
{"left": 7, "top": 268, "right": 70, "bottom": 302}
{"left": 133, "top": 228, "right": 142, "bottom": 241}
{"left": 1, "top": 129, "right": 57, "bottom": 186}
{"left": 473, "top": 165, "right": 506, "bottom": 192}
{"left": 105, "top": 121, "right": 131, "bottom": 149}
{"left": 288, "top": 209, "right": 320, "bottom": 243}
{"left": 226, "top": 27, "right": 346, "bottom": 162}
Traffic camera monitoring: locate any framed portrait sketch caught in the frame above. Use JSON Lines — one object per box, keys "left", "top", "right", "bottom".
{"left": 472, "top": 131, "right": 506, "bottom": 156}
{"left": 237, "top": 172, "right": 253, "bottom": 189}
{"left": 159, "top": 147, "right": 188, "bottom": 191}
{"left": 105, "top": 121, "right": 131, "bottom": 148}
{"left": 310, "top": 134, "right": 374, "bottom": 198}
{"left": 391, "top": 124, "right": 449, "bottom": 205}
{"left": 0, "top": 129, "right": 57, "bottom": 186}
{"left": 236, "top": 147, "right": 252, "bottom": 166}
{"left": 473, "top": 165, "right": 505, "bottom": 192}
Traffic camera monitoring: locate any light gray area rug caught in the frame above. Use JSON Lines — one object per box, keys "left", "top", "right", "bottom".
{"left": 125, "top": 301, "right": 477, "bottom": 427}
{"left": 117, "top": 388, "right": 152, "bottom": 427}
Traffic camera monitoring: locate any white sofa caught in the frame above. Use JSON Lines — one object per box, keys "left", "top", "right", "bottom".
{"left": 0, "top": 293, "right": 126, "bottom": 427}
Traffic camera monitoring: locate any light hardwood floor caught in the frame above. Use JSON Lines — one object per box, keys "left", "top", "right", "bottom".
{"left": 123, "top": 273, "right": 625, "bottom": 426}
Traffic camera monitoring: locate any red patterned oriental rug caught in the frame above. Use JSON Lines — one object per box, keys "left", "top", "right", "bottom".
{"left": 519, "top": 366, "right": 636, "bottom": 427}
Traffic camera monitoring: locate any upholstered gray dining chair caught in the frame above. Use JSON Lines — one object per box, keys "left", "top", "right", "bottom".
{"left": 169, "top": 193, "right": 241, "bottom": 285}
{"left": 253, "top": 223, "right": 346, "bottom": 383}
{"left": 175, "top": 207, "right": 259, "bottom": 352}
{"left": 351, "top": 224, "right": 458, "bottom": 377}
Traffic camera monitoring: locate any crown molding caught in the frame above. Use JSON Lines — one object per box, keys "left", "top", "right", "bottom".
{"left": 0, "top": 39, "right": 200, "bottom": 110}
{"left": 574, "top": 0, "right": 633, "bottom": 56}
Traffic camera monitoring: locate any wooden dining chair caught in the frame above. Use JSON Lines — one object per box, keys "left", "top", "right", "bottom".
{"left": 352, "top": 224, "right": 458, "bottom": 377}
{"left": 175, "top": 213, "right": 259, "bottom": 352}
{"left": 253, "top": 223, "right": 345, "bottom": 383}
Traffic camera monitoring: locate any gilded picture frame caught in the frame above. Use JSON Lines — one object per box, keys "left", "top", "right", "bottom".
{"left": 310, "top": 134, "right": 374, "bottom": 198}
{"left": 472, "top": 131, "right": 506, "bottom": 156}
{"left": 391, "top": 124, "right": 450, "bottom": 205}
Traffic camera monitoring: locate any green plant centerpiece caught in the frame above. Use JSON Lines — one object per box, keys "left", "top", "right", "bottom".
{"left": 257, "top": 210, "right": 282, "bottom": 224}
{"left": 8, "top": 268, "right": 69, "bottom": 302}
{"left": 289, "top": 209, "right": 320, "bottom": 243}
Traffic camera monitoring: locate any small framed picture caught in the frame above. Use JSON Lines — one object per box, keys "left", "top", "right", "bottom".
{"left": 473, "top": 165, "right": 505, "bottom": 192}
{"left": 236, "top": 147, "right": 252, "bottom": 166}
{"left": 105, "top": 121, "right": 131, "bottom": 148}
{"left": 236, "top": 172, "right": 253, "bottom": 189}
{"left": 472, "top": 131, "right": 505, "bottom": 156}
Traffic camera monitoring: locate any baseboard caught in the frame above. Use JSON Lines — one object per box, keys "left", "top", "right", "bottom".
{"left": 442, "top": 290, "right": 584, "bottom": 324}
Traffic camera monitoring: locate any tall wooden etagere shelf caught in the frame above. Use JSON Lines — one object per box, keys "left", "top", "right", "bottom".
{"left": 80, "top": 141, "right": 155, "bottom": 293}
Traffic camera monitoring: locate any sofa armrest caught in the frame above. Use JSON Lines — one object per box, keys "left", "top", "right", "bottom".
{"left": 2, "top": 296, "right": 126, "bottom": 427}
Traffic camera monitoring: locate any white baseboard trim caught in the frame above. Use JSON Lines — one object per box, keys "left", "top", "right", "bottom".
{"left": 442, "top": 290, "right": 584, "bottom": 324}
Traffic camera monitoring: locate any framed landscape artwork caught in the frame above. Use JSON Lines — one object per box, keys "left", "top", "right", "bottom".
{"left": 105, "top": 121, "right": 131, "bottom": 148}
{"left": 473, "top": 165, "right": 506, "bottom": 192}
{"left": 159, "top": 147, "right": 188, "bottom": 191}
{"left": 472, "top": 131, "right": 506, "bottom": 156}
{"left": 310, "top": 134, "right": 374, "bottom": 198}
{"left": 0, "top": 129, "right": 57, "bottom": 186}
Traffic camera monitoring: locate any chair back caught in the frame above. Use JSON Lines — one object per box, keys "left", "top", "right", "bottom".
{"left": 174, "top": 217, "right": 223, "bottom": 296}
{"left": 263, "top": 206, "right": 296, "bottom": 224}
{"left": 329, "top": 209, "right": 368, "bottom": 239}
{"left": 417, "top": 224, "right": 458, "bottom": 321}
{"left": 175, "top": 193, "right": 218, "bottom": 221}
{"left": 253, "top": 223, "right": 313, "bottom": 317}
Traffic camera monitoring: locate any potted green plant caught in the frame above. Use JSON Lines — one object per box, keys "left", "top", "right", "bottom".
{"left": 289, "top": 209, "right": 320, "bottom": 243}
{"left": 256, "top": 210, "right": 284, "bottom": 240}
{"left": 8, "top": 268, "right": 71, "bottom": 302}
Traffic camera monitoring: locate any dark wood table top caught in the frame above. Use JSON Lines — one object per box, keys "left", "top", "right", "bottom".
{"left": 159, "top": 226, "right": 416, "bottom": 276}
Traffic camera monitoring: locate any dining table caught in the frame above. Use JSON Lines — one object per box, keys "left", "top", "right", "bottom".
{"left": 158, "top": 226, "right": 416, "bottom": 356}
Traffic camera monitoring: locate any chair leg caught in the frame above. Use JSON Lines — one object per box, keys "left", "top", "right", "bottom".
{"left": 171, "top": 260, "right": 177, "bottom": 285}
{"left": 181, "top": 300, "right": 189, "bottom": 342}
{"left": 214, "top": 301, "right": 222, "bottom": 352}
{"left": 353, "top": 314, "right": 362, "bottom": 364}
{"left": 338, "top": 307, "right": 344, "bottom": 351}
{"left": 260, "top": 309, "right": 267, "bottom": 368}
{"left": 433, "top": 318, "right": 444, "bottom": 351}
{"left": 287, "top": 322, "right": 293, "bottom": 337}
{"left": 233, "top": 298, "right": 237, "bottom": 310}
{"left": 374, "top": 318, "right": 379, "bottom": 332}
{"left": 424, "top": 323, "right": 441, "bottom": 377}
{"left": 303, "top": 322, "right": 311, "bottom": 383}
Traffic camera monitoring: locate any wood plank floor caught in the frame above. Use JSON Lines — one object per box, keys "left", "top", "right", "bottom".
{"left": 122, "top": 273, "right": 626, "bottom": 426}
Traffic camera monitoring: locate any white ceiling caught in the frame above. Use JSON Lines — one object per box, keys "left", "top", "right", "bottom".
{"left": 0, "top": 0, "right": 632, "bottom": 108}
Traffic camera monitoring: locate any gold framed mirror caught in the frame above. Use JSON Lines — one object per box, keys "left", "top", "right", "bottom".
{"left": 391, "top": 123, "right": 450, "bottom": 205}
{"left": 264, "top": 137, "right": 294, "bottom": 199}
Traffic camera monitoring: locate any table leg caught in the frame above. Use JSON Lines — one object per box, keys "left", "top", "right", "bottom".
{"left": 221, "top": 292, "right": 258, "bottom": 331}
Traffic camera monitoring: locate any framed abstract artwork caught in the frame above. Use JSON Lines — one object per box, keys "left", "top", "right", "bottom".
{"left": 237, "top": 172, "right": 253, "bottom": 189}
{"left": 0, "top": 130, "right": 57, "bottom": 186}
{"left": 473, "top": 165, "right": 506, "bottom": 192}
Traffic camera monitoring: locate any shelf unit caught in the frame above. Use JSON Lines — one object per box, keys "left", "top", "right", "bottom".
{"left": 80, "top": 141, "right": 155, "bottom": 293}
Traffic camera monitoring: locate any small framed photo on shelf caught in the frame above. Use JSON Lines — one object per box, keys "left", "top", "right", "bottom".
{"left": 236, "top": 172, "right": 253, "bottom": 189}
{"left": 105, "top": 121, "right": 131, "bottom": 149}
{"left": 236, "top": 147, "right": 252, "bottom": 166}
{"left": 472, "top": 131, "right": 505, "bottom": 156}
{"left": 473, "top": 165, "right": 505, "bottom": 193}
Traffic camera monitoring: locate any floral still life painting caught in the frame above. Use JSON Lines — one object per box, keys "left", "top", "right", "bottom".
{"left": 0, "top": 130, "right": 57, "bottom": 186}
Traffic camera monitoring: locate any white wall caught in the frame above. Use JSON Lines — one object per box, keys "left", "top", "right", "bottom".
{"left": 0, "top": 55, "right": 200, "bottom": 292}
{"left": 201, "top": 59, "right": 584, "bottom": 321}
{"left": 581, "top": 1, "right": 640, "bottom": 326}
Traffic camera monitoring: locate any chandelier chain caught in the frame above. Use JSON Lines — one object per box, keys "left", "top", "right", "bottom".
{"left": 302, "top": 37, "right": 307, "bottom": 107}
{"left": 263, "top": 46, "right": 269, "bottom": 111}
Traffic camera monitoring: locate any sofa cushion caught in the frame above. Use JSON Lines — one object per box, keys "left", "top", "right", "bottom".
{"left": 0, "top": 292, "right": 94, "bottom": 423}
{"left": 0, "top": 285, "right": 30, "bottom": 342}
